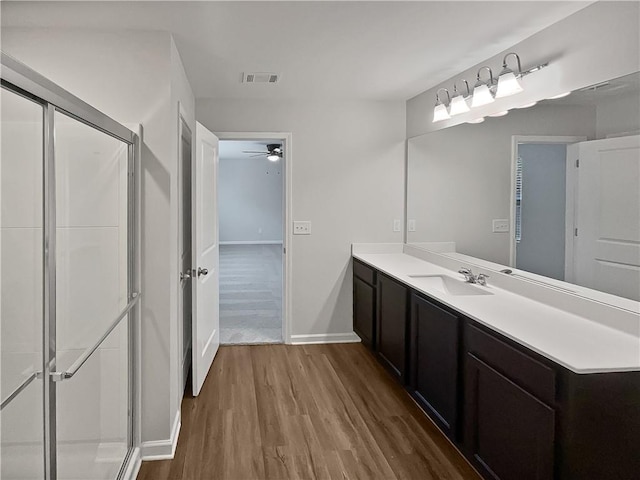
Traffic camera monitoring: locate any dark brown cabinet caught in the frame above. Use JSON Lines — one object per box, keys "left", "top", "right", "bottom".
{"left": 353, "top": 259, "right": 376, "bottom": 349}
{"left": 409, "top": 294, "right": 460, "bottom": 439}
{"left": 376, "top": 273, "right": 408, "bottom": 382}
{"left": 464, "top": 353, "right": 555, "bottom": 480}
{"left": 353, "top": 276, "right": 375, "bottom": 349}
{"left": 352, "top": 259, "right": 640, "bottom": 480}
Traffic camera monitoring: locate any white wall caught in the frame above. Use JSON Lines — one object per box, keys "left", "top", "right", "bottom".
{"left": 407, "top": 1, "right": 640, "bottom": 138}
{"left": 1, "top": 28, "right": 193, "bottom": 454}
{"left": 197, "top": 99, "right": 405, "bottom": 339}
{"left": 219, "top": 155, "right": 283, "bottom": 243}
{"left": 407, "top": 104, "right": 595, "bottom": 265}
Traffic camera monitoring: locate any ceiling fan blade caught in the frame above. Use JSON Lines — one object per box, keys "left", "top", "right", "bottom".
{"left": 242, "top": 150, "right": 269, "bottom": 154}
{"left": 250, "top": 154, "right": 265, "bottom": 157}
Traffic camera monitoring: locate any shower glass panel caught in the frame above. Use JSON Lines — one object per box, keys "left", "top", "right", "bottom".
{"left": 0, "top": 86, "right": 45, "bottom": 479}
{"left": 53, "top": 111, "right": 130, "bottom": 480}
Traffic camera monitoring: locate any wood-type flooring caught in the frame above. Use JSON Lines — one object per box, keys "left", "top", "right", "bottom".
{"left": 137, "top": 344, "right": 480, "bottom": 480}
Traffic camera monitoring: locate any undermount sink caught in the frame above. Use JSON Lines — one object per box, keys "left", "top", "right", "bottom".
{"left": 407, "top": 274, "right": 493, "bottom": 296}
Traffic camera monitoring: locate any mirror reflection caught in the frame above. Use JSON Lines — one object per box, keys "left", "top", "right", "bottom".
{"left": 407, "top": 71, "right": 640, "bottom": 302}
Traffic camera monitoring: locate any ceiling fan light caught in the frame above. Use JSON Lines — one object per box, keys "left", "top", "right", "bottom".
{"left": 267, "top": 153, "right": 280, "bottom": 162}
{"left": 467, "top": 117, "right": 485, "bottom": 124}
{"left": 471, "top": 83, "right": 494, "bottom": 107}
{"left": 433, "top": 103, "right": 450, "bottom": 122}
{"left": 495, "top": 69, "right": 523, "bottom": 98}
{"left": 488, "top": 110, "right": 509, "bottom": 117}
{"left": 449, "top": 95, "right": 470, "bottom": 116}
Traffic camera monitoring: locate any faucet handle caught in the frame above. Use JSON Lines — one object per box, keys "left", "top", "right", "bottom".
{"left": 458, "top": 267, "right": 473, "bottom": 275}
{"left": 476, "top": 273, "right": 490, "bottom": 286}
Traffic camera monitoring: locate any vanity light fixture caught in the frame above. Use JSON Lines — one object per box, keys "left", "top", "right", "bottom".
{"left": 495, "top": 53, "right": 524, "bottom": 98}
{"left": 488, "top": 110, "right": 509, "bottom": 117}
{"left": 471, "top": 67, "right": 496, "bottom": 107}
{"left": 449, "top": 81, "right": 471, "bottom": 116}
{"left": 467, "top": 117, "right": 485, "bottom": 124}
{"left": 433, "top": 88, "right": 451, "bottom": 122}
{"left": 547, "top": 91, "right": 571, "bottom": 99}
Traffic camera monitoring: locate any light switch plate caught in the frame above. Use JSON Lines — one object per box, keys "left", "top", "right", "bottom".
{"left": 293, "top": 221, "right": 311, "bottom": 235}
{"left": 408, "top": 219, "right": 416, "bottom": 232}
{"left": 492, "top": 219, "right": 509, "bottom": 233}
{"left": 393, "top": 219, "right": 401, "bottom": 232}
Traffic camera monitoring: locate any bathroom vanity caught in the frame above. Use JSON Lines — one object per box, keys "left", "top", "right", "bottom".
{"left": 352, "top": 244, "right": 640, "bottom": 480}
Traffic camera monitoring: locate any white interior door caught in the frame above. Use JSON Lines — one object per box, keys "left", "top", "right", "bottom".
{"left": 574, "top": 135, "right": 640, "bottom": 300}
{"left": 191, "top": 122, "right": 220, "bottom": 395}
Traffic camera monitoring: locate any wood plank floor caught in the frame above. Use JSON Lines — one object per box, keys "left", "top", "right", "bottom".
{"left": 137, "top": 344, "right": 480, "bottom": 480}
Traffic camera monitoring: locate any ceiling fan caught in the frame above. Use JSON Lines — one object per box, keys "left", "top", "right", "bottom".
{"left": 242, "top": 143, "right": 283, "bottom": 162}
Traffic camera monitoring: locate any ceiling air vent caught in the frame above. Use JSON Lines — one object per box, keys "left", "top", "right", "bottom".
{"left": 242, "top": 72, "right": 280, "bottom": 84}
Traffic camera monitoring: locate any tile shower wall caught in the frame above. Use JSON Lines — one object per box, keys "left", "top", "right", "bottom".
{"left": 0, "top": 90, "right": 45, "bottom": 479}
{"left": 1, "top": 103, "right": 130, "bottom": 479}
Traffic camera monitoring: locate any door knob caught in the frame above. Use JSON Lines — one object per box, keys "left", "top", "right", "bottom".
{"left": 197, "top": 267, "right": 209, "bottom": 277}
{"left": 180, "top": 270, "right": 192, "bottom": 281}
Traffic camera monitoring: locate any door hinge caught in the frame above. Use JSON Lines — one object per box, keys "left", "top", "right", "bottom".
{"left": 283, "top": 247, "right": 286, "bottom": 254}
{"left": 574, "top": 228, "right": 579, "bottom": 237}
{"left": 576, "top": 158, "right": 580, "bottom": 168}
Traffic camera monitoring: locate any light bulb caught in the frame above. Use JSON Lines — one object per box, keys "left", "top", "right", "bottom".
{"left": 488, "top": 111, "right": 509, "bottom": 117}
{"left": 467, "top": 118, "right": 485, "bottom": 124}
{"left": 495, "top": 70, "right": 523, "bottom": 98}
{"left": 267, "top": 154, "right": 280, "bottom": 162}
{"left": 471, "top": 84, "right": 494, "bottom": 107}
{"left": 432, "top": 103, "right": 450, "bottom": 122}
{"left": 449, "top": 95, "right": 470, "bottom": 116}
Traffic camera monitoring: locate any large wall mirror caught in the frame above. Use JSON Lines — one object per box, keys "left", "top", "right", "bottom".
{"left": 407, "top": 71, "right": 640, "bottom": 302}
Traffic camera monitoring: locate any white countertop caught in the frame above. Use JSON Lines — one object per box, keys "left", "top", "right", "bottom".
{"left": 353, "top": 251, "right": 640, "bottom": 374}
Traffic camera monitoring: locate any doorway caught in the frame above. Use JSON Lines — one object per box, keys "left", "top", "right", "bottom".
{"left": 510, "top": 135, "right": 585, "bottom": 280}
{"left": 217, "top": 137, "right": 287, "bottom": 344}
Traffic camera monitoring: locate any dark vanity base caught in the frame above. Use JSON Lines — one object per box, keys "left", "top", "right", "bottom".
{"left": 352, "top": 258, "right": 640, "bottom": 480}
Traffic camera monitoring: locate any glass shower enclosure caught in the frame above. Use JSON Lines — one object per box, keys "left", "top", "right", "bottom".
{"left": 0, "top": 53, "right": 139, "bottom": 480}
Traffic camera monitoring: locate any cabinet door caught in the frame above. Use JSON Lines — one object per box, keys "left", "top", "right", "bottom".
{"left": 410, "top": 295, "right": 459, "bottom": 438}
{"left": 464, "top": 353, "right": 555, "bottom": 480}
{"left": 376, "top": 274, "right": 408, "bottom": 381}
{"left": 353, "top": 276, "right": 375, "bottom": 349}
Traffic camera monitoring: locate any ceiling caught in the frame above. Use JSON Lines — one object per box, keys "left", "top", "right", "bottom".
{"left": 1, "top": 1, "right": 592, "bottom": 101}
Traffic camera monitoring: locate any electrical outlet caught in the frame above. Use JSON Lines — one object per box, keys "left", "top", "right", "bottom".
{"left": 393, "top": 219, "right": 401, "bottom": 232}
{"left": 293, "top": 221, "right": 311, "bottom": 235}
{"left": 408, "top": 219, "right": 416, "bottom": 232}
{"left": 492, "top": 219, "right": 509, "bottom": 233}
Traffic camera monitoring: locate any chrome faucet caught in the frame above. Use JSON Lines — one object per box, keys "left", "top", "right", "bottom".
{"left": 458, "top": 267, "right": 490, "bottom": 286}
{"left": 458, "top": 267, "right": 476, "bottom": 283}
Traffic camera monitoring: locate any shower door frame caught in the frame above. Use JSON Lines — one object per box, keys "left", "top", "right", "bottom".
{"left": 1, "top": 52, "right": 140, "bottom": 480}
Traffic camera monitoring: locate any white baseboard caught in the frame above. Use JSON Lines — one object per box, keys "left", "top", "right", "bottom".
{"left": 140, "top": 410, "right": 181, "bottom": 461}
{"left": 220, "top": 240, "right": 283, "bottom": 245}
{"left": 122, "top": 447, "right": 142, "bottom": 480}
{"left": 289, "top": 332, "right": 361, "bottom": 345}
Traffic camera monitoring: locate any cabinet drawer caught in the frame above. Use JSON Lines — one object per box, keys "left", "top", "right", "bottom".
{"left": 466, "top": 323, "right": 556, "bottom": 405}
{"left": 353, "top": 259, "right": 376, "bottom": 285}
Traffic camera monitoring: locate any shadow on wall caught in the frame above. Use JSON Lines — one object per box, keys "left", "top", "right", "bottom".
{"left": 139, "top": 139, "right": 171, "bottom": 441}
{"left": 315, "top": 260, "right": 353, "bottom": 336}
